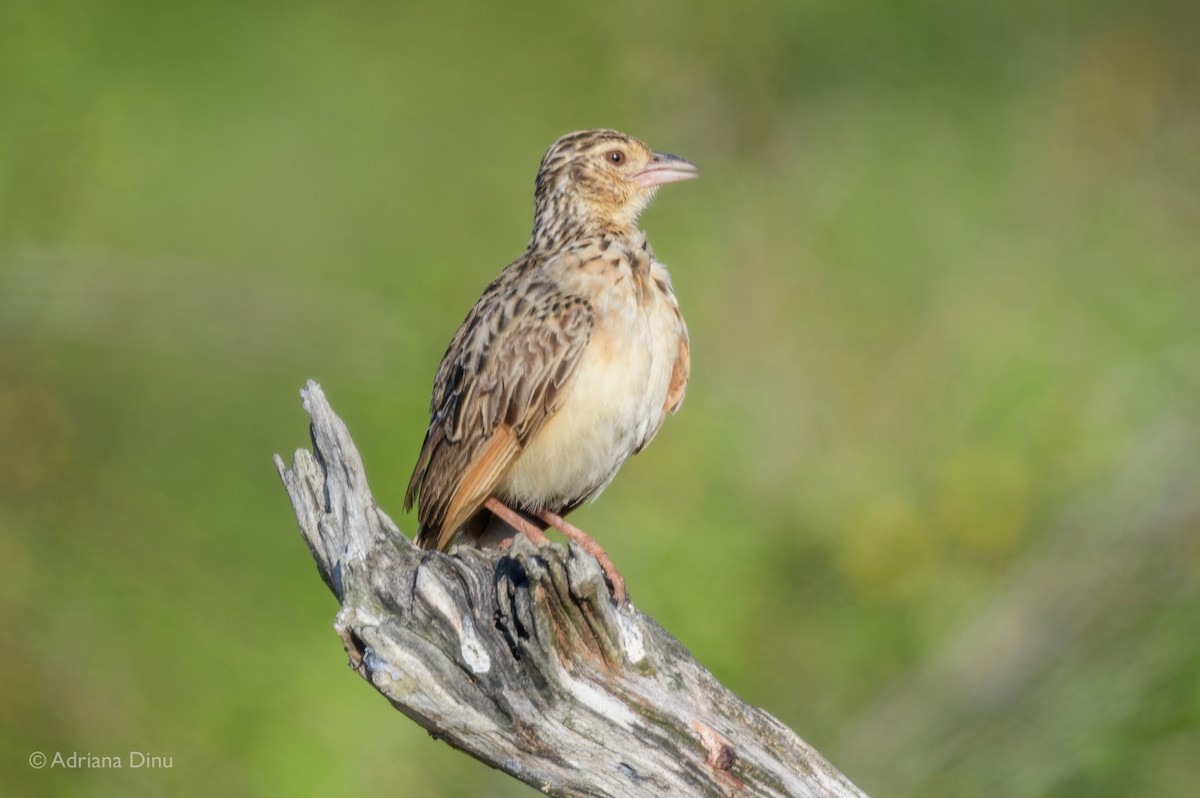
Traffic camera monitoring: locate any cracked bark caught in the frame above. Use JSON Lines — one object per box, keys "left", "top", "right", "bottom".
{"left": 274, "top": 380, "right": 868, "bottom": 798}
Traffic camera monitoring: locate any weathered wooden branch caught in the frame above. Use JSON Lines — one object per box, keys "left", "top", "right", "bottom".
{"left": 274, "top": 380, "right": 867, "bottom": 798}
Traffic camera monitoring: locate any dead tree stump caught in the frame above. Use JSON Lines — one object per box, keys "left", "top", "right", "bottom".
{"left": 275, "top": 380, "right": 867, "bottom": 798}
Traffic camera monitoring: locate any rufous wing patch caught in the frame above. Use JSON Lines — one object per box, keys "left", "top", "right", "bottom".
{"left": 664, "top": 332, "right": 690, "bottom": 415}
{"left": 436, "top": 425, "right": 520, "bottom": 550}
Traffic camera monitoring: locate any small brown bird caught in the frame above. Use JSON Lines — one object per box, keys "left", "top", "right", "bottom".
{"left": 404, "top": 129, "right": 698, "bottom": 604}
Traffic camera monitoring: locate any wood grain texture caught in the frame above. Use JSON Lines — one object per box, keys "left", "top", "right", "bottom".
{"left": 275, "top": 380, "right": 868, "bottom": 798}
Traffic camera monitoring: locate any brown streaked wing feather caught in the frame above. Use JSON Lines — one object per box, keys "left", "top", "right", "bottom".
{"left": 434, "top": 426, "right": 518, "bottom": 550}
{"left": 405, "top": 258, "right": 531, "bottom": 519}
{"left": 407, "top": 271, "right": 595, "bottom": 549}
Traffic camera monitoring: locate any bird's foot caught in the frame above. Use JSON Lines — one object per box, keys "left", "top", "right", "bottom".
{"left": 483, "top": 497, "right": 551, "bottom": 547}
{"left": 533, "top": 508, "right": 627, "bottom": 606}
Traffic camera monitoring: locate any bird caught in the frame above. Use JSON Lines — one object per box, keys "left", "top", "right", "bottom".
{"left": 404, "top": 129, "right": 698, "bottom": 604}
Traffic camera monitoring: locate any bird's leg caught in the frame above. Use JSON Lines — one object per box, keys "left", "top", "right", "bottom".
{"left": 533, "top": 508, "right": 627, "bottom": 606}
{"left": 483, "top": 496, "right": 551, "bottom": 548}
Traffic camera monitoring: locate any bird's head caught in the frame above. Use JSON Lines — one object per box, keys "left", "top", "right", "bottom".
{"left": 531, "top": 129, "right": 698, "bottom": 249}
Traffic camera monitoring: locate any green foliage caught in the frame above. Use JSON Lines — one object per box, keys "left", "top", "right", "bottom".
{"left": 3, "top": 1, "right": 1198, "bottom": 795}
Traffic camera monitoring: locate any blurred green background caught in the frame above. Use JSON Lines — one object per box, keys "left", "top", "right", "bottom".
{"left": 3, "top": 0, "right": 1198, "bottom": 795}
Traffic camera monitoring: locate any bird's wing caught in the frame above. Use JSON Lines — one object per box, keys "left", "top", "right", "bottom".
{"left": 633, "top": 266, "right": 690, "bottom": 455}
{"left": 406, "top": 271, "right": 595, "bottom": 550}
{"left": 664, "top": 328, "right": 690, "bottom": 415}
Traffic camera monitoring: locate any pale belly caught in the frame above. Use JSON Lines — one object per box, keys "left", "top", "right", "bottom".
{"left": 496, "top": 309, "right": 678, "bottom": 511}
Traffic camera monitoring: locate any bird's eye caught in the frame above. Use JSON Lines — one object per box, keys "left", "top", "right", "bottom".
{"left": 607, "top": 150, "right": 625, "bottom": 165}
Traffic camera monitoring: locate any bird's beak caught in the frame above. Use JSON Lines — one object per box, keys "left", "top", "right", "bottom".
{"left": 632, "top": 151, "right": 700, "bottom": 188}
